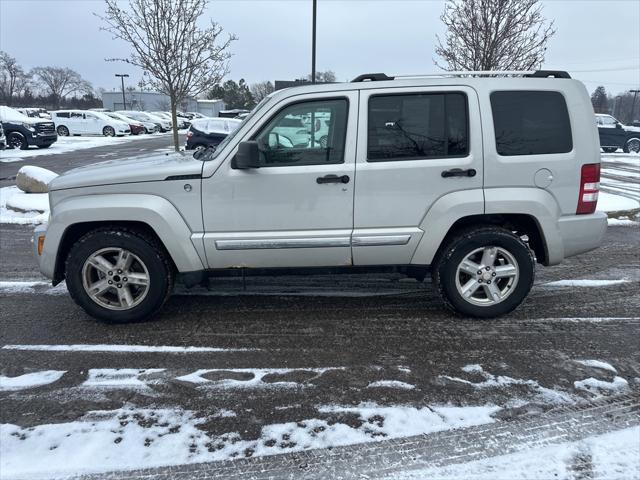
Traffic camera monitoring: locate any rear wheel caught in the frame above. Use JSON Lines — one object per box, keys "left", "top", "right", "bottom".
{"left": 7, "top": 132, "right": 27, "bottom": 150}
{"left": 56, "top": 125, "right": 69, "bottom": 136}
{"left": 433, "top": 226, "right": 535, "bottom": 318}
{"left": 624, "top": 137, "right": 640, "bottom": 153}
{"left": 65, "top": 228, "right": 174, "bottom": 323}
{"left": 602, "top": 147, "right": 618, "bottom": 153}
{"left": 103, "top": 126, "right": 116, "bottom": 137}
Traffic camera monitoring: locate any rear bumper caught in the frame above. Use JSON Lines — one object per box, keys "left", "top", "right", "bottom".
{"left": 557, "top": 211, "right": 608, "bottom": 260}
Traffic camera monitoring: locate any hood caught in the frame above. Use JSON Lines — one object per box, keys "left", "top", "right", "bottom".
{"left": 49, "top": 151, "right": 203, "bottom": 191}
{"left": 624, "top": 124, "right": 640, "bottom": 133}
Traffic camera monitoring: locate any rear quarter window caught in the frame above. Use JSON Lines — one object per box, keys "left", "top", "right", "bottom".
{"left": 490, "top": 91, "right": 572, "bottom": 156}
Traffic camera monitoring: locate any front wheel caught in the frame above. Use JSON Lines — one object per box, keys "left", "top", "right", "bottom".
{"left": 433, "top": 226, "right": 535, "bottom": 318}
{"left": 602, "top": 147, "right": 618, "bottom": 153}
{"left": 7, "top": 132, "right": 27, "bottom": 150}
{"left": 624, "top": 137, "right": 640, "bottom": 154}
{"left": 65, "top": 228, "right": 174, "bottom": 323}
{"left": 103, "top": 126, "right": 116, "bottom": 137}
{"left": 56, "top": 125, "right": 69, "bottom": 136}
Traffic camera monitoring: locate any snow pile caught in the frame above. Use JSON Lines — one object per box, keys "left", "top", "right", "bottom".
{"left": 175, "top": 367, "right": 342, "bottom": 388}
{"left": 0, "top": 370, "right": 66, "bottom": 392}
{"left": 0, "top": 186, "right": 49, "bottom": 224}
{"left": 15, "top": 165, "right": 58, "bottom": 193}
{"left": 575, "top": 359, "right": 618, "bottom": 373}
{"left": 543, "top": 279, "right": 630, "bottom": 287}
{"left": 574, "top": 376, "right": 629, "bottom": 396}
{"left": 0, "top": 403, "right": 501, "bottom": 478}
{"left": 388, "top": 426, "right": 640, "bottom": 480}
{"left": 83, "top": 369, "right": 166, "bottom": 388}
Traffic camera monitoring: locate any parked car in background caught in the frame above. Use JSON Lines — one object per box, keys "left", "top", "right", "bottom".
{"left": 187, "top": 112, "right": 208, "bottom": 120}
{"left": 185, "top": 117, "right": 242, "bottom": 151}
{"left": 118, "top": 111, "right": 171, "bottom": 132}
{"left": 52, "top": 110, "right": 130, "bottom": 137}
{"left": 15, "top": 107, "right": 51, "bottom": 119}
{"left": 219, "top": 108, "right": 250, "bottom": 118}
{"left": 595, "top": 113, "right": 640, "bottom": 153}
{"left": 0, "top": 123, "right": 6, "bottom": 150}
{"left": 0, "top": 105, "right": 57, "bottom": 149}
{"left": 104, "top": 112, "right": 146, "bottom": 135}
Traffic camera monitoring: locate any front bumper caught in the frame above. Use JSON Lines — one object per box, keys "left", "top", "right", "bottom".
{"left": 31, "top": 133, "right": 58, "bottom": 146}
{"left": 557, "top": 211, "right": 608, "bottom": 260}
{"left": 33, "top": 223, "right": 55, "bottom": 280}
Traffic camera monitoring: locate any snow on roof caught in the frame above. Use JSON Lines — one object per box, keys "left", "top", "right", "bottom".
{"left": 191, "top": 118, "right": 242, "bottom": 135}
{"left": 0, "top": 105, "right": 30, "bottom": 122}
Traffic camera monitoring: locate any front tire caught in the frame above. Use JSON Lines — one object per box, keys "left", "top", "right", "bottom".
{"left": 56, "top": 125, "right": 69, "bottom": 136}
{"left": 65, "top": 228, "right": 174, "bottom": 323}
{"left": 432, "top": 226, "right": 535, "bottom": 318}
{"left": 103, "top": 126, "right": 116, "bottom": 137}
{"left": 7, "top": 132, "right": 27, "bottom": 150}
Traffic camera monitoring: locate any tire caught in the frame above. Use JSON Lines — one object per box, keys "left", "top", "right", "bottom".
{"left": 319, "top": 135, "right": 328, "bottom": 148}
{"left": 65, "top": 228, "right": 174, "bottom": 323}
{"left": 56, "top": 125, "right": 69, "bottom": 136}
{"left": 432, "top": 226, "right": 535, "bottom": 318}
{"left": 7, "top": 132, "right": 28, "bottom": 150}
{"left": 103, "top": 126, "right": 116, "bottom": 137}
{"left": 602, "top": 147, "right": 618, "bottom": 153}
{"left": 623, "top": 137, "right": 640, "bottom": 154}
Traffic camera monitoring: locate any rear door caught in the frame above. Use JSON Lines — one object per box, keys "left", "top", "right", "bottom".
{"left": 353, "top": 86, "right": 483, "bottom": 265}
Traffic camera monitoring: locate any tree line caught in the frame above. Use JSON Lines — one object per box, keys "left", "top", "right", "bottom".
{"left": 591, "top": 86, "right": 639, "bottom": 124}
{"left": 0, "top": 51, "right": 101, "bottom": 109}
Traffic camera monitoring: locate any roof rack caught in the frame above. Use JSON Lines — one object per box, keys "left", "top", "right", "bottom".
{"left": 351, "top": 70, "right": 571, "bottom": 82}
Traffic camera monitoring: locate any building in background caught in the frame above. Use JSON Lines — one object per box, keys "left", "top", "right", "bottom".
{"left": 101, "top": 90, "right": 224, "bottom": 116}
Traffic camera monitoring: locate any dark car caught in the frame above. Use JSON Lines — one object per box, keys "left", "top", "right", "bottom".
{"left": 185, "top": 117, "right": 242, "bottom": 151}
{"left": 0, "top": 105, "right": 57, "bottom": 150}
{"left": 595, "top": 114, "right": 640, "bottom": 153}
{"left": 0, "top": 123, "right": 6, "bottom": 150}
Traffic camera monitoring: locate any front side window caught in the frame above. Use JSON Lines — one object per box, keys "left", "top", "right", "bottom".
{"left": 367, "top": 92, "right": 468, "bottom": 161}
{"left": 491, "top": 91, "right": 572, "bottom": 156}
{"left": 254, "top": 98, "right": 348, "bottom": 167}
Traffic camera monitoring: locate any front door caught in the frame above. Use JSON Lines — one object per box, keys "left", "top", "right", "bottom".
{"left": 353, "top": 86, "right": 483, "bottom": 265}
{"left": 201, "top": 91, "right": 358, "bottom": 269}
{"left": 597, "top": 115, "right": 627, "bottom": 149}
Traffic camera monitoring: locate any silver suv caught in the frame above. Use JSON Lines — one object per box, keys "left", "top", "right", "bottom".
{"left": 34, "top": 70, "right": 608, "bottom": 323}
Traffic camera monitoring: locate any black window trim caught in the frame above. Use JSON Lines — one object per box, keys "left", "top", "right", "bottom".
{"left": 366, "top": 90, "right": 470, "bottom": 163}
{"left": 248, "top": 95, "right": 351, "bottom": 168}
{"left": 490, "top": 89, "right": 574, "bottom": 157}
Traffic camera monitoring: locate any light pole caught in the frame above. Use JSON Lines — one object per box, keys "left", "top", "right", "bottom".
{"left": 115, "top": 74, "right": 129, "bottom": 110}
{"left": 630, "top": 89, "right": 640, "bottom": 123}
{"left": 311, "top": 0, "right": 317, "bottom": 84}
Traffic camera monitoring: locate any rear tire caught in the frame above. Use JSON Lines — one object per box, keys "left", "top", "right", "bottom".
{"left": 623, "top": 137, "right": 640, "bottom": 154}
{"left": 602, "top": 147, "right": 618, "bottom": 153}
{"left": 432, "top": 226, "right": 535, "bottom": 318}
{"left": 65, "top": 228, "right": 174, "bottom": 323}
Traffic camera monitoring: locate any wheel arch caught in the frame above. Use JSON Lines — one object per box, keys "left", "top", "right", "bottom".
{"left": 45, "top": 194, "right": 206, "bottom": 284}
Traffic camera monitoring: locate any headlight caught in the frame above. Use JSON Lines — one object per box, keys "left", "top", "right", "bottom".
{"left": 23, "top": 123, "right": 36, "bottom": 132}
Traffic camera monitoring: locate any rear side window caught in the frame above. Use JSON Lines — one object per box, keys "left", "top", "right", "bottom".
{"left": 491, "top": 91, "right": 572, "bottom": 156}
{"left": 367, "top": 92, "right": 468, "bottom": 161}
{"left": 56, "top": 112, "right": 70, "bottom": 118}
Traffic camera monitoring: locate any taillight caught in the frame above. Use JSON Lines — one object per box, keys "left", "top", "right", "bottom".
{"left": 576, "top": 163, "right": 600, "bottom": 214}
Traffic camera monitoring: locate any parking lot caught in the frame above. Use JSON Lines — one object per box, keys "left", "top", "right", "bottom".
{"left": 0, "top": 141, "right": 639, "bottom": 479}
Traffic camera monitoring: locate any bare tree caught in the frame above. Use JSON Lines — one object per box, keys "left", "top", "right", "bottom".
{"left": 31, "top": 66, "right": 93, "bottom": 108}
{"left": 435, "top": 0, "right": 555, "bottom": 71}
{"left": 250, "top": 81, "right": 274, "bottom": 103}
{"left": 0, "top": 51, "right": 31, "bottom": 105}
{"left": 306, "top": 70, "right": 336, "bottom": 83}
{"left": 99, "top": 0, "right": 236, "bottom": 151}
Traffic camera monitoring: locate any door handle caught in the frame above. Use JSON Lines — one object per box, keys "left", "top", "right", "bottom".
{"left": 441, "top": 168, "right": 476, "bottom": 178}
{"left": 317, "top": 174, "right": 350, "bottom": 184}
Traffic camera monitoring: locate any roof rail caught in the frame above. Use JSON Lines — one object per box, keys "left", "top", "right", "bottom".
{"left": 351, "top": 70, "right": 571, "bottom": 82}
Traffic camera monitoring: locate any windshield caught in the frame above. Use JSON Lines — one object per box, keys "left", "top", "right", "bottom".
{"left": 201, "top": 96, "right": 271, "bottom": 162}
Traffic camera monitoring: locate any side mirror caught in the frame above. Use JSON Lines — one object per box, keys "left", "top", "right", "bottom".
{"left": 616, "top": 123, "right": 623, "bottom": 129}
{"left": 232, "top": 140, "right": 261, "bottom": 169}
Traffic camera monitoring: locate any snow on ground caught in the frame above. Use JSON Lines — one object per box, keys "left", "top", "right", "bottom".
{"left": 0, "top": 281, "right": 66, "bottom": 295}
{"left": 574, "top": 376, "right": 629, "bottom": 396}
{"left": 367, "top": 380, "right": 416, "bottom": 390}
{"left": 575, "top": 359, "right": 618, "bottom": 373}
{"left": 1, "top": 343, "right": 254, "bottom": 353}
{"left": 439, "top": 364, "right": 573, "bottom": 405}
{"left": 387, "top": 426, "right": 640, "bottom": 480}
{"left": 175, "top": 367, "right": 343, "bottom": 388}
{"left": 0, "top": 186, "right": 48, "bottom": 225}
{"left": 83, "top": 369, "right": 166, "bottom": 388}
{"left": 0, "top": 370, "right": 66, "bottom": 392}
{"left": 0, "top": 403, "right": 501, "bottom": 479}
{"left": 0, "top": 133, "right": 169, "bottom": 163}
{"left": 597, "top": 192, "right": 640, "bottom": 212}
{"left": 543, "top": 279, "right": 631, "bottom": 287}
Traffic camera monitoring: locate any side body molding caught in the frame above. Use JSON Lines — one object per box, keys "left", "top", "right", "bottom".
{"left": 410, "top": 189, "right": 485, "bottom": 265}
{"left": 43, "top": 194, "right": 205, "bottom": 279}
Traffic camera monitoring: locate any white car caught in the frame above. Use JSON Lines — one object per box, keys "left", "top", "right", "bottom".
{"left": 118, "top": 111, "right": 171, "bottom": 132}
{"left": 51, "top": 110, "right": 131, "bottom": 137}
{"left": 105, "top": 112, "right": 158, "bottom": 134}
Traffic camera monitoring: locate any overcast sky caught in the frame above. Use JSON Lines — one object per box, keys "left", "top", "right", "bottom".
{"left": 1, "top": 0, "right": 638, "bottom": 96}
